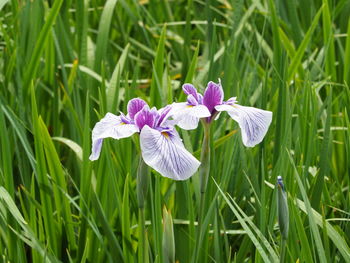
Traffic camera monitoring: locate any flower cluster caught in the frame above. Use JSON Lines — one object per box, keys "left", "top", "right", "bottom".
{"left": 171, "top": 81, "right": 272, "bottom": 147}
{"left": 90, "top": 80, "right": 272, "bottom": 180}
{"left": 89, "top": 98, "right": 200, "bottom": 180}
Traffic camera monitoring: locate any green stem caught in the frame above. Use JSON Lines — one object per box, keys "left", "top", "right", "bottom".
{"left": 137, "top": 157, "right": 149, "bottom": 262}
{"left": 193, "top": 122, "right": 211, "bottom": 263}
{"left": 280, "top": 238, "right": 286, "bottom": 263}
{"left": 137, "top": 157, "right": 149, "bottom": 209}
{"left": 138, "top": 207, "right": 146, "bottom": 263}
{"left": 200, "top": 124, "right": 211, "bottom": 195}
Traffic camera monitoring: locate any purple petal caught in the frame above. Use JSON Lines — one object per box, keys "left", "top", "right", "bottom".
{"left": 156, "top": 105, "right": 172, "bottom": 126}
{"left": 120, "top": 113, "right": 132, "bottom": 124}
{"left": 140, "top": 126, "right": 200, "bottom": 180}
{"left": 127, "top": 98, "right": 147, "bottom": 120}
{"left": 89, "top": 113, "right": 139, "bottom": 160}
{"left": 187, "top": 94, "right": 198, "bottom": 106}
{"left": 182, "top": 84, "right": 199, "bottom": 101}
{"left": 134, "top": 106, "right": 157, "bottom": 130}
{"left": 215, "top": 104, "right": 272, "bottom": 147}
{"left": 198, "top": 93, "right": 203, "bottom": 104}
{"left": 203, "top": 81, "right": 224, "bottom": 113}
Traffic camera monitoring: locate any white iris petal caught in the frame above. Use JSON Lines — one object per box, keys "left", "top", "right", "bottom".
{"left": 140, "top": 125, "right": 200, "bottom": 180}
{"left": 215, "top": 104, "right": 272, "bottom": 147}
{"left": 89, "top": 113, "right": 139, "bottom": 161}
{"left": 171, "top": 103, "right": 211, "bottom": 130}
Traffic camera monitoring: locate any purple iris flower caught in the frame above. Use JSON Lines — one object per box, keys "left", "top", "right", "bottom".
{"left": 171, "top": 80, "right": 273, "bottom": 147}
{"left": 89, "top": 98, "right": 200, "bottom": 180}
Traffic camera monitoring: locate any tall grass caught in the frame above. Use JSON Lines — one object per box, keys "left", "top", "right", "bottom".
{"left": 0, "top": 0, "right": 349, "bottom": 262}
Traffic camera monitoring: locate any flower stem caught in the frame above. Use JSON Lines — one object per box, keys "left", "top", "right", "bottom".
{"left": 193, "top": 122, "right": 211, "bottom": 263}
{"left": 137, "top": 157, "right": 149, "bottom": 262}
{"left": 280, "top": 238, "right": 286, "bottom": 263}
{"left": 137, "top": 157, "right": 149, "bottom": 209}
{"left": 138, "top": 207, "right": 147, "bottom": 263}
{"left": 199, "top": 123, "right": 211, "bottom": 195}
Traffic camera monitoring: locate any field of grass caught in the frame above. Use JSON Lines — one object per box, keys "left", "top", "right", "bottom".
{"left": 0, "top": 0, "right": 350, "bottom": 262}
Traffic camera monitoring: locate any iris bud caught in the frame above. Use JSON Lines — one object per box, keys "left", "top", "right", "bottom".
{"left": 277, "top": 176, "right": 289, "bottom": 240}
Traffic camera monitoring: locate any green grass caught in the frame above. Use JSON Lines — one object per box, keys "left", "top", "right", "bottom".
{"left": 0, "top": 0, "right": 350, "bottom": 262}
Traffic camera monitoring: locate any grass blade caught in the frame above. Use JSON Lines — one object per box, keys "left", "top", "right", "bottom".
{"left": 23, "top": 0, "right": 63, "bottom": 90}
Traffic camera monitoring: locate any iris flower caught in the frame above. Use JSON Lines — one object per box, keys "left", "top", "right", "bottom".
{"left": 89, "top": 98, "right": 200, "bottom": 180}
{"left": 172, "top": 80, "right": 272, "bottom": 147}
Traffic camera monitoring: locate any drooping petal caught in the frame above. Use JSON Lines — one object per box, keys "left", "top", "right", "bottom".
{"left": 89, "top": 113, "right": 139, "bottom": 160}
{"left": 203, "top": 81, "right": 224, "bottom": 113}
{"left": 134, "top": 106, "right": 157, "bottom": 130}
{"left": 140, "top": 125, "right": 200, "bottom": 180}
{"left": 182, "top": 83, "right": 199, "bottom": 101}
{"left": 127, "top": 98, "right": 147, "bottom": 119}
{"left": 215, "top": 104, "right": 272, "bottom": 147}
{"left": 170, "top": 103, "right": 211, "bottom": 130}
{"left": 90, "top": 139, "right": 103, "bottom": 161}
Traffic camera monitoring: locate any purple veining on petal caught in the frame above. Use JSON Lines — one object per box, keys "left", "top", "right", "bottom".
{"left": 134, "top": 106, "right": 156, "bottom": 130}
{"left": 89, "top": 139, "right": 103, "bottom": 161}
{"left": 182, "top": 84, "right": 199, "bottom": 101}
{"left": 127, "top": 98, "right": 147, "bottom": 119}
{"left": 140, "top": 125, "right": 200, "bottom": 180}
{"left": 150, "top": 107, "right": 160, "bottom": 122}
{"left": 160, "top": 130, "right": 174, "bottom": 140}
{"left": 120, "top": 113, "right": 132, "bottom": 124}
{"left": 215, "top": 104, "right": 272, "bottom": 147}
{"left": 203, "top": 81, "right": 224, "bottom": 113}
{"left": 156, "top": 105, "right": 172, "bottom": 126}
{"left": 198, "top": 94, "right": 203, "bottom": 104}
{"left": 186, "top": 94, "right": 199, "bottom": 106}
{"left": 226, "top": 97, "right": 238, "bottom": 105}
{"left": 156, "top": 126, "right": 173, "bottom": 135}
{"left": 89, "top": 112, "right": 139, "bottom": 161}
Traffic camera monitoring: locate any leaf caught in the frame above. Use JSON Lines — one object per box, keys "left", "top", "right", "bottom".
{"left": 23, "top": 0, "right": 64, "bottom": 90}
{"left": 150, "top": 25, "right": 166, "bottom": 107}
{"left": 0, "top": 0, "right": 9, "bottom": 11}
{"left": 287, "top": 5, "right": 323, "bottom": 83}
{"left": 107, "top": 43, "right": 130, "bottom": 111}
{"left": 287, "top": 150, "right": 327, "bottom": 263}
{"left": 94, "top": 0, "right": 118, "bottom": 73}
{"left": 0, "top": 187, "right": 59, "bottom": 263}
{"left": 214, "top": 179, "right": 279, "bottom": 263}
{"left": 52, "top": 137, "right": 83, "bottom": 161}
{"left": 122, "top": 174, "right": 133, "bottom": 262}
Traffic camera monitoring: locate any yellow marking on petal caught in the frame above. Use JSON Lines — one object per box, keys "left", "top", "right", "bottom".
{"left": 162, "top": 132, "right": 170, "bottom": 139}
{"left": 186, "top": 105, "right": 194, "bottom": 108}
{"left": 119, "top": 122, "right": 126, "bottom": 125}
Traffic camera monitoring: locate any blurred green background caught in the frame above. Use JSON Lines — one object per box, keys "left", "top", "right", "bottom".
{"left": 0, "top": 0, "right": 349, "bottom": 262}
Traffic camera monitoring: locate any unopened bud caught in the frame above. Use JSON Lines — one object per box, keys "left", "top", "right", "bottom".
{"left": 277, "top": 176, "right": 289, "bottom": 240}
